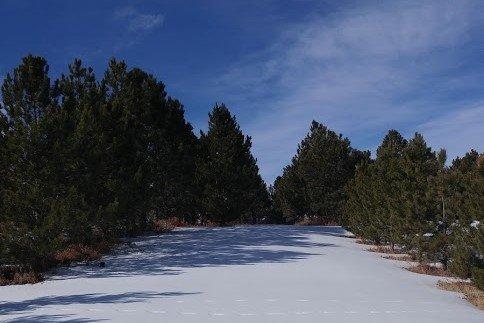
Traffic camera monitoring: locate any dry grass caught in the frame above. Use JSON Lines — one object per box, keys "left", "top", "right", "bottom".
{"left": 407, "top": 263, "right": 453, "bottom": 277}
{"left": 355, "top": 238, "right": 374, "bottom": 245}
{"left": 295, "top": 217, "right": 339, "bottom": 226}
{"left": 203, "top": 220, "right": 220, "bottom": 227}
{"left": 151, "top": 217, "right": 185, "bottom": 233}
{"left": 12, "top": 271, "right": 43, "bottom": 285}
{"left": 0, "top": 267, "right": 43, "bottom": 286}
{"left": 54, "top": 244, "right": 102, "bottom": 265}
{"left": 367, "top": 245, "right": 402, "bottom": 254}
{"left": 438, "top": 280, "right": 484, "bottom": 310}
{"left": 382, "top": 254, "right": 415, "bottom": 261}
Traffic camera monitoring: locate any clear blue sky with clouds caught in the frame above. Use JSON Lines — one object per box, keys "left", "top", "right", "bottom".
{"left": 1, "top": 0, "right": 483, "bottom": 183}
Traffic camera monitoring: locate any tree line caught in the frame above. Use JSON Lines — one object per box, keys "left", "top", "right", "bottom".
{"left": 0, "top": 55, "right": 270, "bottom": 274}
{"left": 343, "top": 131, "right": 483, "bottom": 288}
{"left": 272, "top": 127, "right": 482, "bottom": 289}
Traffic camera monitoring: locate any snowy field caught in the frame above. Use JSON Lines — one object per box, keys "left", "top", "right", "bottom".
{"left": 0, "top": 225, "right": 482, "bottom": 322}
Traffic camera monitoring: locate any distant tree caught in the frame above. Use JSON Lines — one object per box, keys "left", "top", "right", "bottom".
{"left": 273, "top": 165, "right": 307, "bottom": 224}
{"left": 274, "top": 121, "right": 368, "bottom": 224}
{"left": 266, "top": 184, "right": 285, "bottom": 224}
{"left": 197, "top": 104, "right": 269, "bottom": 225}
{"left": 451, "top": 149, "right": 480, "bottom": 173}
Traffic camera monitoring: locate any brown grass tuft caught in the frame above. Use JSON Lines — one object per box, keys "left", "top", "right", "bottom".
{"left": 407, "top": 263, "right": 452, "bottom": 277}
{"left": 367, "top": 245, "right": 402, "bottom": 254}
{"left": 151, "top": 217, "right": 185, "bottom": 233}
{"left": 295, "top": 217, "right": 339, "bottom": 226}
{"left": 54, "top": 244, "right": 102, "bottom": 265}
{"left": 438, "top": 280, "right": 484, "bottom": 310}
{"left": 12, "top": 271, "right": 43, "bottom": 285}
{"left": 0, "top": 267, "right": 43, "bottom": 286}
{"left": 355, "top": 238, "right": 374, "bottom": 245}
{"left": 382, "top": 254, "right": 415, "bottom": 261}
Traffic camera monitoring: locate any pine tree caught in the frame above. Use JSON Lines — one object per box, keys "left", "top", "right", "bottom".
{"left": 373, "top": 130, "right": 408, "bottom": 247}
{"left": 99, "top": 61, "right": 199, "bottom": 232}
{"left": 146, "top": 97, "right": 198, "bottom": 224}
{"left": 273, "top": 164, "right": 308, "bottom": 224}
{"left": 0, "top": 56, "right": 201, "bottom": 272}
{"left": 443, "top": 152, "right": 483, "bottom": 278}
{"left": 400, "top": 133, "right": 439, "bottom": 249}
{"left": 343, "top": 159, "right": 384, "bottom": 242}
{"left": 0, "top": 55, "right": 58, "bottom": 269}
{"left": 274, "top": 121, "right": 368, "bottom": 224}
{"left": 51, "top": 58, "right": 103, "bottom": 244}
{"left": 198, "top": 104, "right": 269, "bottom": 225}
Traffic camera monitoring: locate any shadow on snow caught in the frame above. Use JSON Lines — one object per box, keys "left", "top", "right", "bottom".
{"left": 3, "top": 314, "right": 104, "bottom": 323}
{"left": 0, "top": 291, "right": 198, "bottom": 319}
{"left": 1, "top": 226, "right": 343, "bottom": 322}
{"left": 50, "top": 225, "right": 340, "bottom": 280}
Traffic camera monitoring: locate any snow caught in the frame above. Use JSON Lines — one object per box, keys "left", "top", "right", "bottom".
{"left": 0, "top": 225, "right": 482, "bottom": 322}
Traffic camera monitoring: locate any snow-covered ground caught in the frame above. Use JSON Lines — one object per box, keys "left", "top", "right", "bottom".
{"left": 0, "top": 225, "right": 482, "bottom": 322}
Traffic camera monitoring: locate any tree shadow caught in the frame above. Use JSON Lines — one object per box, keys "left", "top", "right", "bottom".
{"left": 0, "top": 291, "right": 198, "bottom": 317}
{"left": 3, "top": 314, "right": 106, "bottom": 322}
{"left": 51, "top": 225, "right": 340, "bottom": 280}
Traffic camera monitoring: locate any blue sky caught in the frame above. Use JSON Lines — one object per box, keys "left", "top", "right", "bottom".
{"left": 1, "top": 0, "right": 483, "bottom": 183}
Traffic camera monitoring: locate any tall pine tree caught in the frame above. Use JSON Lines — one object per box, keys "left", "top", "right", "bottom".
{"left": 197, "top": 104, "right": 269, "bottom": 225}
{"left": 274, "top": 121, "right": 368, "bottom": 224}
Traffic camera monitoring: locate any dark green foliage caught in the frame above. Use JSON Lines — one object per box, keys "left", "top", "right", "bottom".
{"left": 197, "top": 104, "right": 270, "bottom": 225}
{"left": 343, "top": 129, "right": 483, "bottom": 288}
{"left": 0, "top": 55, "right": 58, "bottom": 269}
{"left": 0, "top": 56, "right": 201, "bottom": 271}
{"left": 274, "top": 121, "right": 368, "bottom": 224}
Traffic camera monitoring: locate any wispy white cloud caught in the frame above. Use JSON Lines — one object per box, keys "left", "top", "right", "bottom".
{"left": 417, "top": 103, "right": 484, "bottom": 162}
{"left": 115, "top": 6, "right": 164, "bottom": 32}
{"left": 208, "top": 0, "right": 483, "bottom": 183}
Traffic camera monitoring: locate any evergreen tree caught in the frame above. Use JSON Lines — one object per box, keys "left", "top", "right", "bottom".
{"left": 374, "top": 130, "right": 408, "bottom": 247}
{"left": 274, "top": 121, "right": 368, "bottom": 224}
{"left": 400, "top": 133, "right": 439, "bottom": 248}
{"left": 444, "top": 152, "right": 483, "bottom": 278}
{"left": 273, "top": 164, "right": 308, "bottom": 224}
{"left": 98, "top": 60, "right": 199, "bottom": 233}
{"left": 343, "top": 159, "right": 384, "bottom": 242}
{"left": 197, "top": 104, "right": 269, "bottom": 225}
{"left": 0, "top": 55, "right": 58, "bottom": 269}
{"left": 0, "top": 56, "right": 200, "bottom": 272}
{"left": 50, "top": 59, "right": 102, "bottom": 244}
